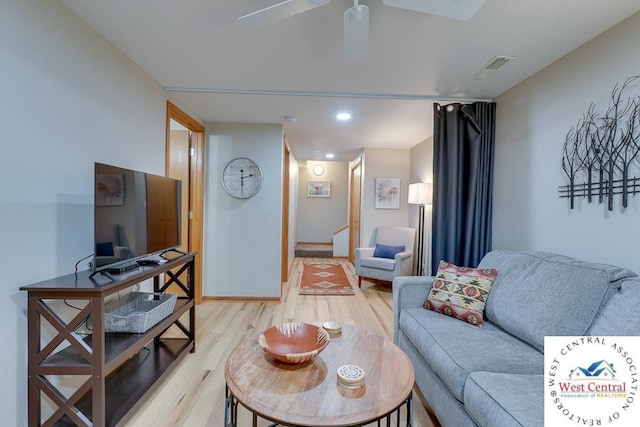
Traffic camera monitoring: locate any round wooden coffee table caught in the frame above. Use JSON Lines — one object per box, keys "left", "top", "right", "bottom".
{"left": 224, "top": 324, "right": 414, "bottom": 426}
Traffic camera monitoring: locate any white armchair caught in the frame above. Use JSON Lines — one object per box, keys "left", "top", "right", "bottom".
{"left": 95, "top": 224, "right": 132, "bottom": 267}
{"left": 354, "top": 226, "right": 416, "bottom": 288}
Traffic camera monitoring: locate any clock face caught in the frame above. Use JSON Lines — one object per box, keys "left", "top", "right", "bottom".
{"left": 221, "top": 157, "right": 263, "bottom": 199}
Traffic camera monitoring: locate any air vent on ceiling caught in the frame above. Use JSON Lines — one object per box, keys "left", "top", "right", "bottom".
{"left": 473, "top": 55, "right": 515, "bottom": 80}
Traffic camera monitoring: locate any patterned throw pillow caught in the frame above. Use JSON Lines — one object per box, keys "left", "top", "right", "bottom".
{"left": 423, "top": 261, "right": 498, "bottom": 327}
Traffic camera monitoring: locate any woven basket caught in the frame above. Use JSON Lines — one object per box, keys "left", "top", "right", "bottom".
{"left": 104, "top": 292, "right": 177, "bottom": 333}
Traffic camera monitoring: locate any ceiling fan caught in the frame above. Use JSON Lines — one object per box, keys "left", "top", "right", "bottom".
{"left": 239, "top": 0, "right": 486, "bottom": 59}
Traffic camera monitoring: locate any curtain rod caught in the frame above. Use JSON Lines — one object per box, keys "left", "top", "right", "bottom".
{"left": 163, "top": 87, "right": 492, "bottom": 103}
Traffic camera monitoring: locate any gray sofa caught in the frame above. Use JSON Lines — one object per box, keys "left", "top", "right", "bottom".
{"left": 393, "top": 250, "right": 639, "bottom": 426}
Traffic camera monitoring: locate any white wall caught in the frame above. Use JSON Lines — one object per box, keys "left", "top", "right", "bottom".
{"left": 0, "top": 1, "right": 194, "bottom": 425}
{"left": 360, "top": 148, "right": 411, "bottom": 247}
{"left": 204, "top": 123, "right": 283, "bottom": 298}
{"left": 297, "top": 161, "right": 349, "bottom": 243}
{"left": 494, "top": 11, "right": 640, "bottom": 272}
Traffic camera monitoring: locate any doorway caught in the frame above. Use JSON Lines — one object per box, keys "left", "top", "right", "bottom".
{"left": 165, "top": 101, "right": 206, "bottom": 304}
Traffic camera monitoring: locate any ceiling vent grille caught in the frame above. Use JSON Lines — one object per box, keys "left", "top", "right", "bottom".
{"left": 473, "top": 55, "right": 515, "bottom": 80}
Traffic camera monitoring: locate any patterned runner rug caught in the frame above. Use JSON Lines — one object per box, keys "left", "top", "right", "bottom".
{"left": 299, "top": 262, "right": 355, "bottom": 295}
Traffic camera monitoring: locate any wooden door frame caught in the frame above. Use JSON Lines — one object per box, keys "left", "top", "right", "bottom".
{"left": 349, "top": 158, "right": 362, "bottom": 264}
{"left": 166, "top": 101, "right": 205, "bottom": 304}
{"left": 281, "top": 139, "right": 291, "bottom": 291}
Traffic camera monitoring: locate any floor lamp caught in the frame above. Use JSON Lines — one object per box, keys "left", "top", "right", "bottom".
{"left": 408, "top": 182, "right": 433, "bottom": 276}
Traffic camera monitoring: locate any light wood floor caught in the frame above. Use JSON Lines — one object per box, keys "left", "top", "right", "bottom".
{"left": 124, "top": 257, "right": 437, "bottom": 427}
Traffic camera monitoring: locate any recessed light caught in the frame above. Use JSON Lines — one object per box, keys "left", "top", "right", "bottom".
{"left": 325, "top": 153, "right": 335, "bottom": 159}
{"left": 336, "top": 112, "right": 351, "bottom": 121}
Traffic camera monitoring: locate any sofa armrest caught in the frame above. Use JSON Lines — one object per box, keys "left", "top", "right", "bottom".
{"left": 354, "top": 247, "right": 374, "bottom": 275}
{"left": 393, "top": 251, "right": 414, "bottom": 276}
{"left": 394, "top": 250, "right": 412, "bottom": 262}
{"left": 392, "top": 275, "right": 435, "bottom": 344}
{"left": 355, "top": 247, "right": 374, "bottom": 259}
{"left": 113, "top": 246, "right": 131, "bottom": 260}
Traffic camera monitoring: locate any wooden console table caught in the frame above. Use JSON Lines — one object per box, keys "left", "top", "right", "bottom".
{"left": 20, "top": 253, "right": 196, "bottom": 427}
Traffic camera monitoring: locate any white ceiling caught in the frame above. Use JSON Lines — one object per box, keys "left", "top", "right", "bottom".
{"left": 59, "top": 0, "right": 640, "bottom": 161}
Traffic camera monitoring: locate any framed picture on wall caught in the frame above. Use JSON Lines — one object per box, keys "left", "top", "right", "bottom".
{"left": 375, "top": 177, "right": 400, "bottom": 209}
{"left": 96, "top": 174, "right": 125, "bottom": 206}
{"left": 307, "top": 181, "right": 331, "bottom": 198}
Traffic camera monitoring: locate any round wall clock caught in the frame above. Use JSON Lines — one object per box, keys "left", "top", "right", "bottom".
{"left": 221, "top": 157, "right": 263, "bottom": 199}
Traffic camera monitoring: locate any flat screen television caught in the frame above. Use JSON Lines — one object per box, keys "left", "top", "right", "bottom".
{"left": 91, "top": 162, "right": 183, "bottom": 278}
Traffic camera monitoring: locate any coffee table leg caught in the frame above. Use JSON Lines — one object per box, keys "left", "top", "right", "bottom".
{"left": 224, "top": 385, "right": 238, "bottom": 426}
{"left": 225, "top": 385, "right": 413, "bottom": 427}
{"left": 406, "top": 390, "right": 413, "bottom": 427}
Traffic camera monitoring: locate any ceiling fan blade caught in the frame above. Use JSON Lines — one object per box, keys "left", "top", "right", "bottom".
{"left": 239, "top": 0, "right": 330, "bottom": 25}
{"left": 344, "top": 4, "right": 369, "bottom": 60}
{"left": 382, "top": 0, "right": 485, "bottom": 20}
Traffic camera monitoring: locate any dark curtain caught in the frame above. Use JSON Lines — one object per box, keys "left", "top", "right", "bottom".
{"left": 431, "top": 102, "right": 496, "bottom": 273}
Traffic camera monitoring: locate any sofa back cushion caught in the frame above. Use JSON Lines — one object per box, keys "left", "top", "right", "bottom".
{"left": 477, "top": 251, "right": 635, "bottom": 352}
{"left": 589, "top": 278, "right": 640, "bottom": 336}
{"left": 370, "top": 226, "right": 415, "bottom": 251}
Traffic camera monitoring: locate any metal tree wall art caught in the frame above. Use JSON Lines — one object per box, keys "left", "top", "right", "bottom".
{"left": 559, "top": 76, "right": 640, "bottom": 211}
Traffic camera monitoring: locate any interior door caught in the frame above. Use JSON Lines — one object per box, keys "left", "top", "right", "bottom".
{"left": 349, "top": 159, "right": 362, "bottom": 264}
{"left": 166, "top": 102, "right": 205, "bottom": 303}
{"left": 146, "top": 173, "right": 181, "bottom": 252}
{"left": 168, "top": 129, "right": 190, "bottom": 255}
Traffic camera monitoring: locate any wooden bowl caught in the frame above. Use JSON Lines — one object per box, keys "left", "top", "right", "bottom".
{"left": 259, "top": 322, "right": 330, "bottom": 364}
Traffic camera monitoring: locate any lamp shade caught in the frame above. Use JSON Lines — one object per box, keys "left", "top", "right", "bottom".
{"left": 408, "top": 182, "right": 432, "bottom": 205}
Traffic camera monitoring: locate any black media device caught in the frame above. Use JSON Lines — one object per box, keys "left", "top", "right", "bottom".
{"left": 137, "top": 259, "right": 161, "bottom": 266}
{"left": 90, "top": 162, "right": 184, "bottom": 279}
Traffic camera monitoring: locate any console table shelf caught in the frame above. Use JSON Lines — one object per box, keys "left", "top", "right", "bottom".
{"left": 20, "top": 253, "right": 197, "bottom": 427}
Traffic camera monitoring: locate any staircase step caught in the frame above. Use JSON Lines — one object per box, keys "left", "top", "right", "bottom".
{"left": 295, "top": 243, "right": 333, "bottom": 258}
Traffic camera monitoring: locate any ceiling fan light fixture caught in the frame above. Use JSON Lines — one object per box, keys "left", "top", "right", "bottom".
{"left": 244, "top": 0, "right": 484, "bottom": 60}
{"left": 347, "top": 2, "right": 367, "bottom": 21}
{"left": 344, "top": 4, "right": 369, "bottom": 59}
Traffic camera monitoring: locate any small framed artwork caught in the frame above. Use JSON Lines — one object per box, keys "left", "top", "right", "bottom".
{"left": 375, "top": 177, "right": 400, "bottom": 209}
{"left": 307, "top": 181, "right": 331, "bottom": 198}
{"left": 96, "top": 174, "right": 125, "bottom": 206}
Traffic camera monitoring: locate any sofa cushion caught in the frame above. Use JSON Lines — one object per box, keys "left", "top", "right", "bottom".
{"left": 424, "top": 261, "right": 498, "bottom": 327}
{"left": 464, "top": 372, "right": 543, "bottom": 427}
{"left": 359, "top": 257, "right": 395, "bottom": 271}
{"left": 478, "top": 251, "right": 635, "bottom": 352}
{"left": 373, "top": 243, "right": 405, "bottom": 259}
{"left": 399, "top": 307, "right": 543, "bottom": 402}
{"left": 590, "top": 278, "right": 640, "bottom": 336}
